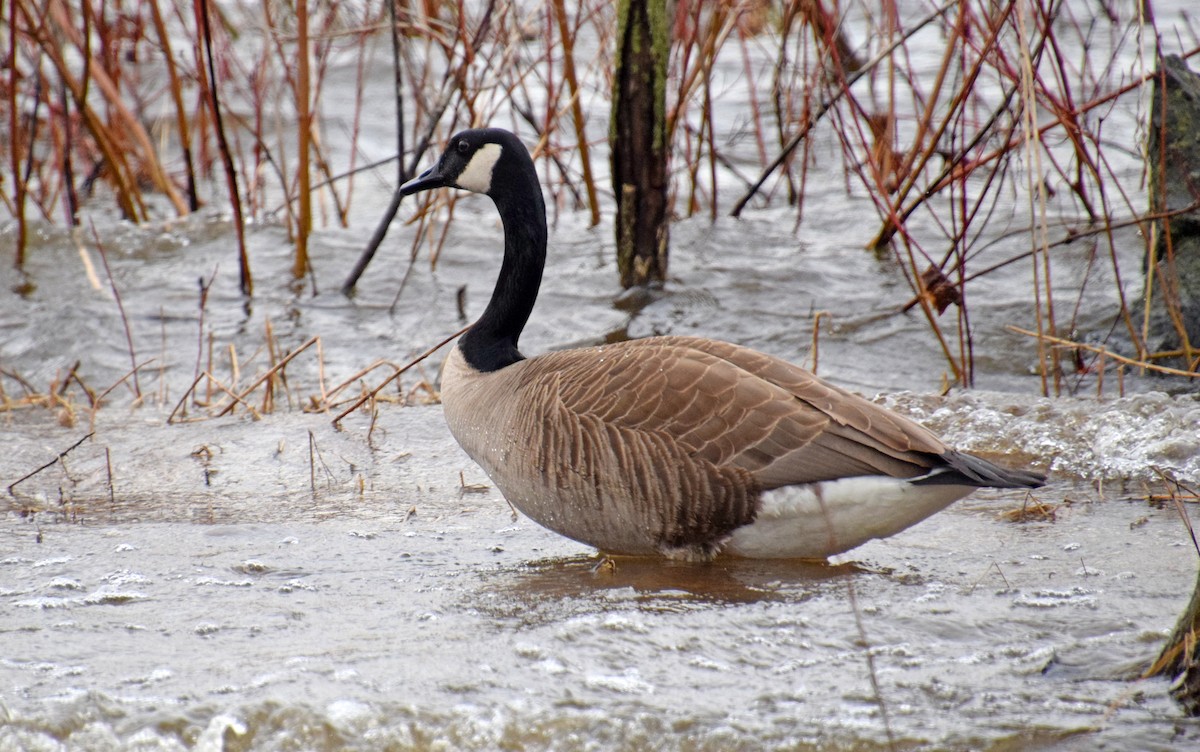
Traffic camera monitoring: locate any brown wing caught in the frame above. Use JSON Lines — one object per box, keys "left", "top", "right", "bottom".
{"left": 516, "top": 336, "right": 948, "bottom": 492}
{"left": 648, "top": 336, "right": 952, "bottom": 485}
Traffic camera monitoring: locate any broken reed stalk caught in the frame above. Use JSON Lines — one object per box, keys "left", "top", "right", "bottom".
{"left": 105, "top": 446, "right": 114, "bottom": 504}
{"left": 309, "top": 429, "right": 317, "bottom": 495}
{"left": 0, "top": 369, "right": 37, "bottom": 401}
{"left": 85, "top": 359, "right": 155, "bottom": 430}
{"left": 294, "top": 0, "right": 313, "bottom": 279}
{"left": 293, "top": 7, "right": 359, "bottom": 235}
{"left": 158, "top": 308, "right": 169, "bottom": 406}
{"left": 322, "top": 360, "right": 393, "bottom": 406}
{"left": 168, "top": 373, "right": 206, "bottom": 424}
{"left": 7, "top": 432, "right": 94, "bottom": 496}
{"left": 732, "top": 0, "right": 959, "bottom": 217}
{"left": 844, "top": 577, "right": 898, "bottom": 748}
{"left": 56, "top": 73, "right": 81, "bottom": 226}
{"left": 315, "top": 336, "right": 329, "bottom": 409}
{"left": 204, "top": 331, "right": 216, "bottom": 405}
{"left": 8, "top": 0, "right": 27, "bottom": 268}
{"left": 1015, "top": 0, "right": 1061, "bottom": 397}
{"left": 552, "top": 0, "right": 600, "bottom": 227}
{"left": 17, "top": 0, "right": 142, "bottom": 221}
{"left": 332, "top": 325, "right": 469, "bottom": 428}
{"left": 89, "top": 221, "right": 142, "bottom": 400}
{"left": 196, "top": 0, "right": 252, "bottom": 296}
{"left": 343, "top": 0, "right": 520, "bottom": 293}
{"left": 262, "top": 320, "right": 279, "bottom": 414}
{"left": 810, "top": 310, "right": 829, "bottom": 375}
{"left": 44, "top": 0, "right": 187, "bottom": 215}
{"left": 825, "top": 25, "right": 983, "bottom": 388}
{"left": 192, "top": 271, "right": 216, "bottom": 413}
{"left": 867, "top": 0, "right": 1010, "bottom": 251}
{"left": 148, "top": 0, "right": 199, "bottom": 211}
{"left": 215, "top": 336, "right": 319, "bottom": 418}
{"left": 1006, "top": 326, "right": 1199, "bottom": 378}
{"left": 341, "top": 0, "right": 463, "bottom": 295}
{"left": 168, "top": 370, "right": 263, "bottom": 424}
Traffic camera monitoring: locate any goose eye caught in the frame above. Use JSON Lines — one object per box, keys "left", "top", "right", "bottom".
{"left": 456, "top": 139, "right": 471, "bottom": 155}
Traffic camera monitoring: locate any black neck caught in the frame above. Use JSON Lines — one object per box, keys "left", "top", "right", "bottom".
{"left": 458, "top": 166, "right": 547, "bottom": 372}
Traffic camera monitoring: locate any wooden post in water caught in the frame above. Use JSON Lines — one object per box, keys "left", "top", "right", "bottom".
{"left": 1143, "top": 61, "right": 1200, "bottom": 715}
{"left": 610, "top": 0, "right": 670, "bottom": 289}
{"left": 1140, "top": 54, "right": 1200, "bottom": 370}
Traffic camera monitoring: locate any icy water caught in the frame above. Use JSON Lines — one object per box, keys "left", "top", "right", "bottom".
{"left": 4, "top": 3, "right": 1200, "bottom": 751}
{"left": 3, "top": 204, "right": 1200, "bottom": 750}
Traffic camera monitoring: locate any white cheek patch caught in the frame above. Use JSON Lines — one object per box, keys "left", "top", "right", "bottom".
{"left": 456, "top": 142, "right": 502, "bottom": 194}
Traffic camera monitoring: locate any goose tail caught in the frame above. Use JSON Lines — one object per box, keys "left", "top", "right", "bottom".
{"left": 913, "top": 450, "right": 1047, "bottom": 489}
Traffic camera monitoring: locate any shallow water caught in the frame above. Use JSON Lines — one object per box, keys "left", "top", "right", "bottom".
{"left": 6, "top": 180, "right": 1200, "bottom": 746}
{"left": 4, "top": 2, "right": 1200, "bottom": 749}
{"left": 2, "top": 355, "right": 1199, "bottom": 750}
{"left": 1, "top": 404, "right": 1198, "bottom": 751}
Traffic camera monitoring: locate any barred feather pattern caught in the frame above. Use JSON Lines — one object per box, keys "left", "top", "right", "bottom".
{"left": 440, "top": 335, "right": 1033, "bottom": 560}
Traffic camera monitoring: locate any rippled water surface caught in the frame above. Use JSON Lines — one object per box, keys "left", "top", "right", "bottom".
{"left": 3, "top": 208, "right": 1199, "bottom": 749}
{"left": 4, "top": 3, "right": 1200, "bottom": 749}
{"left": 1, "top": 427, "right": 1197, "bottom": 751}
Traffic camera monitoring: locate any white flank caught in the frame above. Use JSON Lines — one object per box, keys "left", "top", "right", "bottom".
{"left": 456, "top": 142, "right": 503, "bottom": 194}
{"left": 725, "top": 476, "right": 974, "bottom": 559}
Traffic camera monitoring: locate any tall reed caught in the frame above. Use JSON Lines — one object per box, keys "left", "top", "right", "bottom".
{"left": 2, "top": 1, "right": 1197, "bottom": 386}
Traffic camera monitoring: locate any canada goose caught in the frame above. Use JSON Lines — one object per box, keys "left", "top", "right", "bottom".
{"left": 400, "top": 128, "right": 1045, "bottom": 561}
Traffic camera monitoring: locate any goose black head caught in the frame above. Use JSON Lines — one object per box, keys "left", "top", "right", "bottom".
{"left": 400, "top": 128, "right": 529, "bottom": 198}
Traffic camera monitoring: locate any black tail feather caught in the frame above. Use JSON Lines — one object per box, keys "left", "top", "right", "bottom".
{"left": 913, "top": 450, "right": 1047, "bottom": 489}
